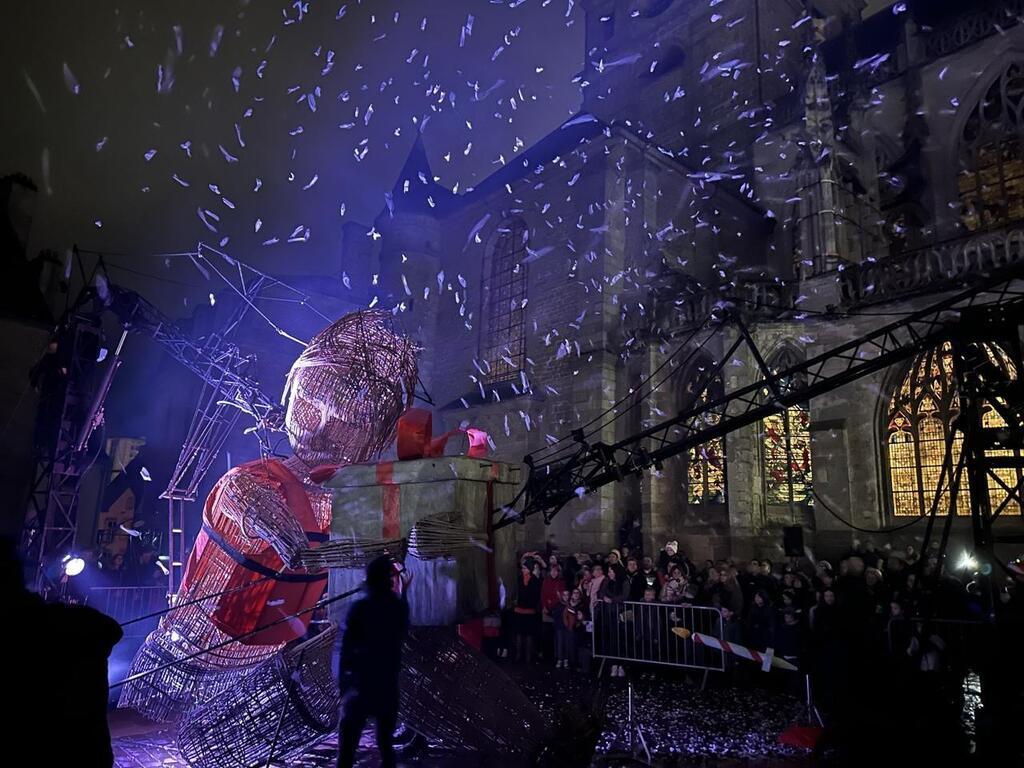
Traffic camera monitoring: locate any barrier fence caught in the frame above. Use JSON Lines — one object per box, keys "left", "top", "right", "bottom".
{"left": 87, "top": 586, "right": 168, "bottom": 636}
{"left": 592, "top": 601, "right": 725, "bottom": 673}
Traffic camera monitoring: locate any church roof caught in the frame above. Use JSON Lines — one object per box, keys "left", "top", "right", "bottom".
{"left": 455, "top": 112, "right": 608, "bottom": 207}
{"left": 388, "top": 111, "right": 765, "bottom": 221}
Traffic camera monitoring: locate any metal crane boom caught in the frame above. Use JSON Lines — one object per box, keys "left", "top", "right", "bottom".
{"left": 502, "top": 261, "right": 1024, "bottom": 530}
{"left": 106, "top": 285, "right": 285, "bottom": 431}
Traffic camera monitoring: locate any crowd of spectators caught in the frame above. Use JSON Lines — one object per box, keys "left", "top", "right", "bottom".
{"left": 510, "top": 535, "right": 1024, "bottom": 752}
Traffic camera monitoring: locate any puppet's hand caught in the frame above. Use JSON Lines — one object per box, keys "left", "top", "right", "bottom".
{"left": 220, "top": 470, "right": 308, "bottom": 567}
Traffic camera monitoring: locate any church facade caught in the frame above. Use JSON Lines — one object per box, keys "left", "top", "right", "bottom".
{"left": 368, "top": 0, "right": 1024, "bottom": 562}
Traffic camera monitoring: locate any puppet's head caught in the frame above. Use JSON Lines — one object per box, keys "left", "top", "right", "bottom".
{"left": 283, "top": 310, "right": 418, "bottom": 467}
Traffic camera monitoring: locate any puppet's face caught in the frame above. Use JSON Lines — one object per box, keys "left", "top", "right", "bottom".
{"left": 284, "top": 311, "right": 417, "bottom": 467}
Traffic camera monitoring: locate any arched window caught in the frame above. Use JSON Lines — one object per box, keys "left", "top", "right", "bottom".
{"left": 958, "top": 63, "right": 1024, "bottom": 231}
{"left": 887, "top": 341, "right": 1022, "bottom": 517}
{"left": 483, "top": 219, "right": 528, "bottom": 382}
{"left": 761, "top": 347, "right": 813, "bottom": 509}
{"left": 684, "top": 361, "right": 726, "bottom": 505}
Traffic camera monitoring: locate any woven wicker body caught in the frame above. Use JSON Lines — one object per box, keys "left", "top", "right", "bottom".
{"left": 178, "top": 625, "right": 340, "bottom": 767}
{"left": 400, "top": 629, "right": 548, "bottom": 757}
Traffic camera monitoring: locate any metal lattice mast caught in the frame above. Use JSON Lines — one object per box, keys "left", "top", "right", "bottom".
{"left": 505, "top": 261, "right": 1024, "bottom": 529}
{"left": 24, "top": 314, "right": 105, "bottom": 593}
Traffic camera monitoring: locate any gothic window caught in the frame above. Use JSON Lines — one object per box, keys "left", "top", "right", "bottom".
{"left": 761, "top": 348, "right": 813, "bottom": 508}
{"left": 685, "top": 363, "right": 726, "bottom": 505}
{"left": 483, "top": 219, "right": 528, "bottom": 382}
{"left": 886, "top": 341, "right": 1022, "bottom": 517}
{"left": 958, "top": 63, "right": 1024, "bottom": 231}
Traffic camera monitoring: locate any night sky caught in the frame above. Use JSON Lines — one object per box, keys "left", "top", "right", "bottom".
{"left": 0, "top": 0, "right": 585, "bottom": 312}
{"left": 1, "top": 1, "right": 898, "bottom": 317}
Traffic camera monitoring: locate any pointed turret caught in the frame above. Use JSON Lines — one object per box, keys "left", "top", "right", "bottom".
{"left": 384, "top": 133, "right": 454, "bottom": 218}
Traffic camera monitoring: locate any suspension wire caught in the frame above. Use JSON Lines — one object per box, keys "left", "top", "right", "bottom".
{"left": 812, "top": 490, "right": 928, "bottom": 534}
{"left": 117, "top": 576, "right": 275, "bottom": 627}
{"left": 191, "top": 246, "right": 307, "bottom": 347}
{"left": 528, "top": 314, "right": 715, "bottom": 463}
{"left": 579, "top": 324, "right": 719, "bottom": 447}
{"left": 810, "top": 418, "right": 963, "bottom": 535}
{"left": 109, "top": 583, "right": 364, "bottom": 690}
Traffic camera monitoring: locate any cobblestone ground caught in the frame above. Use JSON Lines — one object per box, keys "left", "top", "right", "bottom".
{"left": 112, "top": 664, "right": 813, "bottom": 767}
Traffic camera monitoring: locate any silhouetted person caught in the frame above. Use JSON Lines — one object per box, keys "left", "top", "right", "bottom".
{"left": 337, "top": 555, "right": 409, "bottom": 768}
{"left": 3, "top": 537, "right": 122, "bottom": 767}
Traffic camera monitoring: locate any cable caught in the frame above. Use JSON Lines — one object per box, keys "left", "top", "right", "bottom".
{"left": 812, "top": 489, "right": 927, "bottom": 534}
{"left": 117, "top": 576, "right": 274, "bottom": 627}
{"left": 528, "top": 316, "right": 713, "bottom": 463}
{"left": 582, "top": 325, "right": 719, "bottom": 446}
{"left": 109, "top": 582, "right": 364, "bottom": 689}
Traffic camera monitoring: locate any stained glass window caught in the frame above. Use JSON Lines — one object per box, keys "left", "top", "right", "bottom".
{"left": 761, "top": 348, "right": 813, "bottom": 508}
{"left": 763, "top": 406, "right": 813, "bottom": 506}
{"left": 886, "top": 341, "right": 1023, "bottom": 517}
{"left": 483, "top": 219, "right": 528, "bottom": 382}
{"left": 958, "top": 63, "right": 1024, "bottom": 231}
{"left": 685, "top": 365, "right": 726, "bottom": 504}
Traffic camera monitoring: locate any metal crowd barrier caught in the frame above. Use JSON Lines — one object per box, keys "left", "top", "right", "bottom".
{"left": 87, "top": 586, "right": 168, "bottom": 636}
{"left": 592, "top": 600, "right": 725, "bottom": 673}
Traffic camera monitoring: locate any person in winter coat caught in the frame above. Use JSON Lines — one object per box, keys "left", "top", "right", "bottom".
{"left": 586, "top": 563, "right": 606, "bottom": 615}
{"left": 597, "top": 564, "right": 627, "bottom": 673}
{"left": 514, "top": 563, "right": 542, "bottom": 662}
{"left": 541, "top": 564, "right": 567, "bottom": 662}
{"left": 550, "top": 589, "right": 577, "bottom": 668}
{"left": 744, "top": 589, "right": 777, "bottom": 652}
{"left": 710, "top": 567, "right": 745, "bottom": 616}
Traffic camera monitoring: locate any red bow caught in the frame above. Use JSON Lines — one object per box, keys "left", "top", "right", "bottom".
{"left": 397, "top": 407, "right": 489, "bottom": 460}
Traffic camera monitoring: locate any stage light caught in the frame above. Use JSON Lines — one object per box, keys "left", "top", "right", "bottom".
{"left": 957, "top": 552, "right": 978, "bottom": 572}
{"left": 140, "top": 466, "right": 152, "bottom": 481}
{"left": 64, "top": 556, "right": 86, "bottom": 577}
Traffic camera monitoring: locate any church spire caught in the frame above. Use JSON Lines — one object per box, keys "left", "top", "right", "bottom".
{"left": 385, "top": 133, "right": 454, "bottom": 217}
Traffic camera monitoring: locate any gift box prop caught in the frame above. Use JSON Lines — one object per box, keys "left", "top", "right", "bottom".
{"left": 322, "top": 408, "right": 521, "bottom": 626}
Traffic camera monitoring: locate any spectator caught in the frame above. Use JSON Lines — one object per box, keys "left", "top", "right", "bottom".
{"left": 631, "top": 586, "right": 661, "bottom": 667}
{"left": 598, "top": 565, "right": 627, "bottom": 676}
{"left": 624, "top": 556, "right": 641, "bottom": 601}
{"left": 514, "top": 562, "right": 541, "bottom": 663}
{"left": 657, "top": 540, "right": 679, "bottom": 573}
{"left": 745, "top": 589, "right": 776, "bottom": 652}
{"left": 659, "top": 573, "right": 684, "bottom": 604}
{"left": 551, "top": 589, "right": 574, "bottom": 669}
{"left": 6, "top": 538, "right": 123, "bottom": 768}
{"left": 606, "top": 549, "right": 626, "bottom": 581}
{"left": 775, "top": 608, "right": 805, "bottom": 671}
{"left": 710, "top": 567, "right": 744, "bottom": 617}
{"left": 567, "top": 588, "right": 591, "bottom": 672}
{"left": 739, "top": 559, "right": 760, "bottom": 604}
{"left": 132, "top": 547, "right": 164, "bottom": 586}
{"left": 635, "top": 557, "right": 661, "bottom": 598}
{"left": 541, "top": 564, "right": 567, "bottom": 662}
{"left": 755, "top": 559, "right": 778, "bottom": 598}
{"left": 586, "top": 563, "right": 606, "bottom": 615}
{"left": 104, "top": 551, "right": 129, "bottom": 586}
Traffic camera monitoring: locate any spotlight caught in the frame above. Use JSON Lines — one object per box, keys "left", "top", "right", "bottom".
{"left": 957, "top": 552, "right": 978, "bottom": 572}
{"left": 63, "top": 555, "right": 86, "bottom": 577}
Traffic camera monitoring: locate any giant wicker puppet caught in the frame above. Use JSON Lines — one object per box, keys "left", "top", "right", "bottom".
{"left": 119, "top": 310, "right": 418, "bottom": 722}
